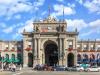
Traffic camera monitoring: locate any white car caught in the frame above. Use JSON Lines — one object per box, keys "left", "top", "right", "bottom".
{"left": 67, "top": 66, "right": 84, "bottom": 71}
{"left": 76, "top": 66, "right": 84, "bottom": 72}
{"left": 85, "top": 66, "right": 100, "bottom": 72}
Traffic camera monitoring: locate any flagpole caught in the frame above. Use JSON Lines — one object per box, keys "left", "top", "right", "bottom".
{"left": 63, "top": 7, "right": 64, "bottom": 22}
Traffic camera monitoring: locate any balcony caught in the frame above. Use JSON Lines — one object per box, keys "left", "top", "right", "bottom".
{"left": 25, "top": 47, "right": 32, "bottom": 51}
{"left": 90, "top": 50, "right": 95, "bottom": 52}
{"left": 83, "top": 47, "right": 89, "bottom": 52}
{"left": 4, "top": 47, "right": 9, "bottom": 52}
{"left": 97, "top": 49, "right": 100, "bottom": 52}
{"left": 77, "top": 50, "right": 83, "bottom": 52}
{"left": 11, "top": 47, "right": 15, "bottom": 52}
{"left": 68, "top": 47, "right": 73, "bottom": 51}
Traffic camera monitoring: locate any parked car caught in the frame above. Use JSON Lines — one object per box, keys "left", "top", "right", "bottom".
{"left": 34, "top": 64, "right": 42, "bottom": 70}
{"left": 66, "top": 66, "right": 84, "bottom": 72}
{"left": 85, "top": 66, "right": 100, "bottom": 72}
{"left": 53, "top": 66, "right": 66, "bottom": 71}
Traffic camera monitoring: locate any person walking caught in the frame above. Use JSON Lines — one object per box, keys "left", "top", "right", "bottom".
{"left": 12, "top": 64, "right": 16, "bottom": 72}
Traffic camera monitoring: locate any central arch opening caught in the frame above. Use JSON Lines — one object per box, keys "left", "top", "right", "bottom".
{"left": 44, "top": 40, "right": 58, "bottom": 66}
{"left": 67, "top": 53, "right": 74, "bottom": 67}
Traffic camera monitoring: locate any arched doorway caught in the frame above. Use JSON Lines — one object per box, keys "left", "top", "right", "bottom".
{"left": 44, "top": 40, "right": 58, "bottom": 66}
{"left": 90, "top": 54, "right": 95, "bottom": 66}
{"left": 12, "top": 54, "right": 15, "bottom": 60}
{"left": 97, "top": 54, "right": 100, "bottom": 66}
{"left": 17, "top": 53, "right": 22, "bottom": 65}
{"left": 77, "top": 54, "right": 82, "bottom": 64}
{"left": 83, "top": 54, "right": 89, "bottom": 64}
{"left": 28, "top": 53, "right": 33, "bottom": 67}
{"left": 67, "top": 53, "right": 74, "bottom": 67}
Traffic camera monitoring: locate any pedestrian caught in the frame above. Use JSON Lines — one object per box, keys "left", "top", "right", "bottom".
{"left": 12, "top": 64, "right": 16, "bottom": 72}
{"left": 19, "top": 64, "right": 22, "bottom": 71}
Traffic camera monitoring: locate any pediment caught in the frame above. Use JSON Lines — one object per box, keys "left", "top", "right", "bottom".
{"left": 42, "top": 16, "right": 58, "bottom": 23}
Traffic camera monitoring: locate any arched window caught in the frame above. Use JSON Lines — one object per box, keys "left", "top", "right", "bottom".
{"left": 77, "top": 54, "right": 81, "bottom": 61}
{"left": 83, "top": 54, "right": 88, "bottom": 59}
{"left": 12, "top": 54, "right": 15, "bottom": 60}
{"left": 97, "top": 53, "right": 100, "bottom": 59}
{"left": 6, "top": 54, "right": 9, "bottom": 60}
{"left": 90, "top": 54, "right": 95, "bottom": 59}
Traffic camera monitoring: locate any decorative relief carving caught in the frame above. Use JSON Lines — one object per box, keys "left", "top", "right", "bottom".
{"left": 43, "top": 16, "right": 57, "bottom": 23}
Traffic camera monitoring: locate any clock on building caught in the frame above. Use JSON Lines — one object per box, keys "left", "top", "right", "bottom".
{"left": 48, "top": 26, "right": 52, "bottom": 30}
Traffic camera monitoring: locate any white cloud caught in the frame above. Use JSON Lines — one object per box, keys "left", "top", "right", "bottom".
{"left": 66, "top": 19, "right": 87, "bottom": 31}
{"left": 0, "top": 0, "right": 45, "bottom": 19}
{"left": 66, "top": 19, "right": 100, "bottom": 37}
{"left": 57, "top": 0, "right": 64, "bottom": 2}
{"left": 11, "top": 18, "right": 34, "bottom": 40}
{"left": 34, "top": 0, "right": 45, "bottom": 7}
{"left": 52, "top": 4, "right": 75, "bottom": 17}
{"left": 0, "top": 0, "right": 33, "bottom": 17}
{"left": 80, "top": 30, "right": 94, "bottom": 37}
{"left": 76, "top": 0, "right": 100, "bottom": 14}
{"left": 79, "top": 19, "right": 100, "bottom": 37}
{"left": 14, "top": 14, "right": 21, "bottom": 19}
{"left": 3, "top": 26, "right": 13, "bottom": 34}
{"left": 12, "top": 33, "right": 22, "bottom": 40}
{"left": 0, "top": 23, "right": 7, "bottom": 28}
{"left": 18, "top": 18, "right": 33, "bottom": 34}
{"left": 89, "top": 19, "right": 100, "bottom": 34}
{"left": 89, "top": 19, "right": 100, "bottom": 28}
{"left": 41, "top": 11, "right": 47, "bottom": 16}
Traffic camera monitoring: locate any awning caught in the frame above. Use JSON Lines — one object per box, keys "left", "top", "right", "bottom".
{"left": 13, "top": 58, "right": 19, "bottom": 63}
{"left": 1, "top": 58, "right": 7, "bottom": 62}
{"left": 7, "top": 59, "right": 13, "bottom": 63}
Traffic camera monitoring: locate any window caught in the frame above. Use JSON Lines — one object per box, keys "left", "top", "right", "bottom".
{"left": 69, "top": 35, "right": 73, "bottom": 37}
{"left": 12, "top": 54, "right": 15, "bottom": 60}
{"left": 68, "top": 40, "right": 73, "bottom": 48}
{"left": 77, "top": 45, "right": 81, "bottom": 49}
{"left": 90, "top": 45, "right": 94, "bottom": 50}
{"left": 97, "top": 45, "right": 100, "bottom": 50}
{"left": 83, "top": 45, "right": 88, "bottom": 50}
{"left": 6, "top": 54, "right": 9, "bottom": 59}
{"left": 5, "top": 45, "right": 8, "bottom": 47}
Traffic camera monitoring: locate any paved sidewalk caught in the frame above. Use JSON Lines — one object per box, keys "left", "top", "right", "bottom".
{"left": 0, "top": 67, "right": 33, "bottom": 75}
{"left": 0, "top": 71, "right": 12, "bottom": 75}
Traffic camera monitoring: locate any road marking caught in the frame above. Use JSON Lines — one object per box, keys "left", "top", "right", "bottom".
{"left": 12, "top": 72, "right": 23, "bottom": 75}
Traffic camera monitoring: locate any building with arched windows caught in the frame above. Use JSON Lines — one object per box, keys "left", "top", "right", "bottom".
{"left": 0, "top": 16, "right": 100, "bottom": 67}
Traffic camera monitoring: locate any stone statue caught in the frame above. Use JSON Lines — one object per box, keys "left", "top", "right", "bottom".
{"left": 61, "top": 25, "right": 64, "bottom": 32}
{"left": 36, "top": 26, "right": 39, "bottom": 32}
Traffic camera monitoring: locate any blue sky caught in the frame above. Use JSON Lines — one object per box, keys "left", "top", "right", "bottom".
{"left": 0, "top": 0, "right": 100, "bottom": 41}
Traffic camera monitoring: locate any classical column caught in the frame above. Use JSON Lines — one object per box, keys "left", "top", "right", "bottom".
{"left": 59, "top": 38, "right": 63, "bottom": 66}
{"left": 37, "top": 38, "right": 40, "bottom": 64}
{"left": 74, "top": 37, "right": 77, "bottom": 66}
{"left": 62, "top": 38, "right": 64, "bottom": 65}
{"left": 33, "top": 38, "right": 37, "bottom": 66}
{"left": 88, "top": 40, "right": 90, "bottom": 51}
{"left": 62, "top": 38, "right": 66, "bottom": 66}
{"left": 23, "top": 39, "right": 28, "bottom": 67}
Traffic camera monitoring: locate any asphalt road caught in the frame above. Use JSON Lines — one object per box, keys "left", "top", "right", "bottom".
{"left": 1, "top": 70, "right": 100, "bottom": 75}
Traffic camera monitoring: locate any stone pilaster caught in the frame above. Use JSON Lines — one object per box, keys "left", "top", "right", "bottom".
{"left": 33, "top": 38, "right": 38, "bottom": 66}
{"left": 37, "top": 38, "right": 40, "bottom": 64}
{"left": 74, "top": 36, "right": 77, "bottom": 66}
{"left": 23, "top": 38, "right": 28, "bottom": 67}
{"left": 59, "top": 38, "right": 63, "bottom": 66}
{"left": 63, "top": 38, "right": 66, "bottom": 66}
